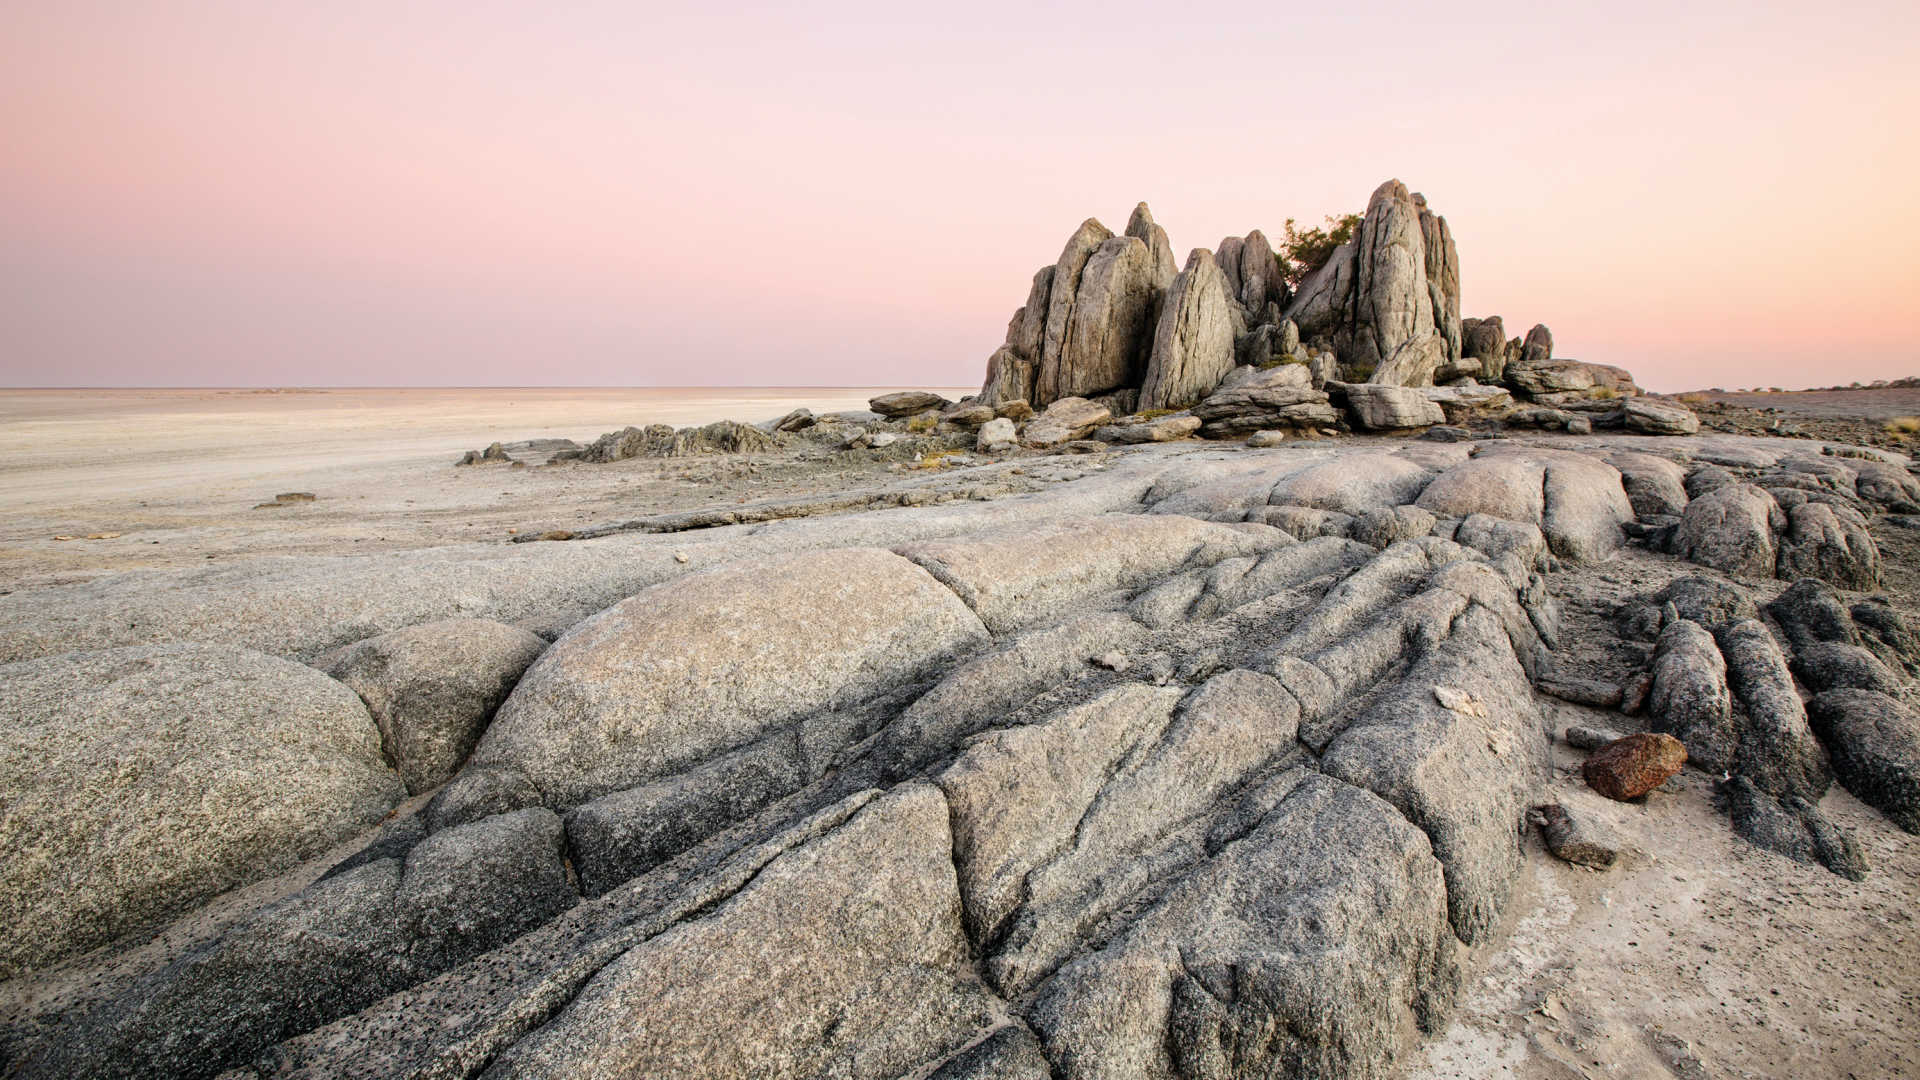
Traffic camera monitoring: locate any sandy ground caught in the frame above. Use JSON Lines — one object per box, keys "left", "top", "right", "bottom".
{"left": 0, "top": 387, "right": 970, "bottom": 589}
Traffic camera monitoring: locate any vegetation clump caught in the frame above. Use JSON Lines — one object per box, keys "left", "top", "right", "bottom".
{"left": 1280, "top": 213, "right": 1362, "bottom": 290}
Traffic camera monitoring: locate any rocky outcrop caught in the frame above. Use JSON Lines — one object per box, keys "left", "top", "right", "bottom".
{"left": 577, "top": 420, "right": 776, "bottom": 461}
{"left": 1139, "top": 249, "right": 1236, "bottom": 410}
{"left": 9, "top": 430, "right": 1920, "bottom": 1078}
{"left": 0, "top": 644, "right": 404, "bottom": 980}
{"left": 1284, "top": 180, "right": 1462, "bottom": 387}
{"left": 1190, "top": 364, "right": 1337, "bottom": 437}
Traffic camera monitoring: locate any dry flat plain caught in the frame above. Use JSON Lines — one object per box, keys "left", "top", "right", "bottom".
{"left": 0, "top": 387, "right": 970, "bottom": 587}
{"left": 1, "top": 387, "right": 1916, "bottom": 1080}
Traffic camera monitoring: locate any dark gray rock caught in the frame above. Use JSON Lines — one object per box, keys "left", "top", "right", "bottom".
{"left": 1852, "top": 597, "right": 1920, "bottom": 675}
{"left": 1767, "top": 578, "right": 1860, "bottom": 650}
{"left": 1806, "top": 689, "right": 1920, "bottom": 833}
{"left": 1723, "top": 776, "right": 1867, "bottom": 880}
{"left": 1652, "top": 575, "right": 1759, "bottom": 631}
{"left": 1648, "top": 619, "right": 1737, "bottom": 772}
{"left": 1670, "top": 484, "right": 1783, "bottom": 578}
{"left": 1776, "top": 501, "right": 1880, "bottom": 590}
{"left": 1025, "top": 771, "right": 1459, "bottom": 1080}
{"left": 322, "top": 618, "right": 547, "bottom": 794}
{"left": 1791, "top": 642, "right": 1902, "bottom": 693}
{"left": 1718, "top": 619, "right": 1830, "bottom": 800}
{"left": 17, "top": 809, "right": 574, "bottom": 1080}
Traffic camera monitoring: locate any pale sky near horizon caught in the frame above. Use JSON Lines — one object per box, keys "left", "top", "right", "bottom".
{"left": 3, "top": 1, "right": 1916, "bottom": 393}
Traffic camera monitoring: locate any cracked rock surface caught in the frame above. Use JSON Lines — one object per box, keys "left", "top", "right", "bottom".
{"left": 2, "top": 431, "right": 1917, "bottom": 1079}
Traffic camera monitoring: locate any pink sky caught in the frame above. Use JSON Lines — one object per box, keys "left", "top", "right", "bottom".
{"left": 3, "top": 1, "right": 1917, "bottom": 393}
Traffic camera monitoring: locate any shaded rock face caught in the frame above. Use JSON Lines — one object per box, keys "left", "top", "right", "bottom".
{"left": 322, "top": 618, "right": 548, "bottom": 794}
{"left": 1192, "top": 364, "right": 1337, "bottom": 436}
{"left": 1139, "top": 248, "right": 1236, "bottom": 411}
{"left": 1046, "top": 236, "right": 1159, "bottom": 402}
{"left": 1285, "top": 180, "right": 1462, "bottom": 386}
{"left": 1461, "top": 315, "right": 1508, "bottom": 381}
{"left": 0, "top": 644, "right": 404, "bottom": 980}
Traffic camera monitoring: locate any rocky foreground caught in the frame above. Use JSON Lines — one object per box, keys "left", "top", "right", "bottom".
{"left": 3, "top": 422, "right": 1919, "bottom": 1079}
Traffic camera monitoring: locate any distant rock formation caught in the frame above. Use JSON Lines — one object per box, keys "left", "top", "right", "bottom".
{"left": 1285, "top": 180, "right": 1459, "bottom": 386}
{"left": 978, "top": 180, "right": 1592, "bottom": 429}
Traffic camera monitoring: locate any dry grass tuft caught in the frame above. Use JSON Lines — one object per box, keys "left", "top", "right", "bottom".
{"left": 1886, "top": 416, "right": 1920, "bottom": 436}
{"left": 1676, "top": 392, "right": 1712, "bottom": 406}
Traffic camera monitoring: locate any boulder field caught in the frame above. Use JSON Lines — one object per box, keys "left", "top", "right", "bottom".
{"left": 2, "top": 427, "right": 1918, "bottom": 1079}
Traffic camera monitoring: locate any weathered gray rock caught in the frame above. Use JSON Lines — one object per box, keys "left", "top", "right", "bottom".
{"left": 1125, "top": 201, "right": 1179, "bottom": 292}
{"left": 1350, "top": 505, "right": 1439, "bottom": 549}
{"left": 1461, "top": 315, "right": 1508, "bottom": 382}
{"left": 1806, "top": 689, "right": 1920, "bottom": 833}
{"left": 1622, "top": 396, "right": 1700, "bottom": 435}
{"left": 1648, "top": 618, "right": 1737, "bottom": 772}
{"left": 1020, "top": 396, "right": 1113, "bottom": 448}
{"left": 979, "top": 345, "right": 1036, "bottom": 407}
{"left": 468, "top": 549, "right": 988, "bottom": 810}
{"left": 899, "top": 513, "right": 1262, "bottom": 634}
{"left": 1191, "top": 363, "right": 1337, "bottom": 436}
{"left": 1670, "top": 483, "right": 1783, "bottom": 578}
{"left": 483, "top": 785, "right": 993, "bottom": 1080}
{"left": 1045, "top": 235, "right": 1157, "bottom": 403}
{"left": 1791, "top": 641, "right": 1902, "bottom": 693}
{"left": 772, "top": 407, "right": 815, "bottom": 433}
{"left": 1718, "top": 619, "right": 1831, "bottom": 800}
{"left": 1852, "top": 597, "right": 1920, "bottom": 675}
{"left": 1723, "top": 776, "right": 1867, "bottom": 880}
{"left": 1322, "top": 602, "right": 1550, "bottom": 943}
{"left": 1416, "top": 192, "right": 1462, "bottom": 367}
{"left": 1505, "top": 358, "right": 1639, "bottom": 400}
{"left": 0, "top": 644, "right": 404, "bottom": 980}
{"left": 17, "top": 809, "right": 575, "bottom": 1080}
{"left": 1344, "top": 383, "right": 1446, "bottom": 429}
{"left": 1606, "top": 450, "right": 1690, "bottom": 518}
{"left": 1422, "top": 382, "right": 1513, "bottom": 424}
{"left": 1244, "top": 428, "right": 1287, "bottom": 448}
{"left": 1350, "top": 180, "right": 1440, "bottom": 381}
{"left": 1528, "top": 803, "right": 1618, "bottom": 869}
{"left": 1035, "top": 219, "right": 1115, "bottom": 407}
{"left": 322, "top": 618, "right": 547, "bottom": 794}
{"left": 1853, "top": 459, "right": 1920, "bottom": 512}
{"left": 870, "top": 391, "right": 953, "bottom": 418}
{"left": 1656, "top": 575, "right": 1759, "bottom": 631}
{"left": 580, "top": 420, "right": 777, "bottom": 462}
{"left": 1269, "top": 451, "right": 1436, "bottom": 515}
{"left": 1767, "top": 577, "right": 1859, "bottom": 650}
{"left": 1415, "top": 448, "right": 1631, "bottom": 562}
{"left": 1024, "top": 771, "right": 1459, "bottom": 1080}
{"left": 1140, "top": 248, "right": 1236, "bottom": 411}
{"left": 1776, "top": 501, "right": 1880, "bottom": 589}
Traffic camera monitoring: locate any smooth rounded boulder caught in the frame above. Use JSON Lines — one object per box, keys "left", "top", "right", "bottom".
{"left": 323, "top": 618, "right": 548, "bottom": 794}
{"left": 468, "top": 548, "right": 990, "bottom": 808}
{"left": 0, "top": 643, "right": 404, "bottom": 979}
